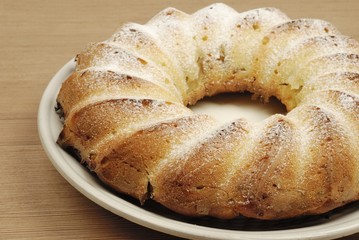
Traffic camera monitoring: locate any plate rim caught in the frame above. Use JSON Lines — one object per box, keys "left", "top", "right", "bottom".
{"left": 38, "top": 59, "right": 359, "bottom": 240}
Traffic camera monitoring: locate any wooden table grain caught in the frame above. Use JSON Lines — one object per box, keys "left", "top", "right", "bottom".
{"left": 1, "top": 0, "right": 358, "bottom": 239}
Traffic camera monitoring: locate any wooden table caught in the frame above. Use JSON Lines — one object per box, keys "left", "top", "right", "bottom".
{"left": 1, "top": 0, "right": 358, "bottom": 239}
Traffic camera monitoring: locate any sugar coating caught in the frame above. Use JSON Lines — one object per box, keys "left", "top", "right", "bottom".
{"left": 56, "top": 3, "right": 359, "bottom": 220}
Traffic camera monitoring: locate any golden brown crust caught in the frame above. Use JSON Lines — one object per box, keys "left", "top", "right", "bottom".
{"left": 288, "top": 105, "right": 358, "bottom": 216}
{"left": 96, "top": 114, "right": 218, "bottom": 203}
{"left": 56, "top": 3, "right": 359, "bottom": 220}
{"left": 57, "top": 99, "right": 192, "bottom": 169}
{"left": 153, "top": 119, "right": 250, "bottom": 218}
{"left": 56, "top": 69, "right": 179, "bottom": 118}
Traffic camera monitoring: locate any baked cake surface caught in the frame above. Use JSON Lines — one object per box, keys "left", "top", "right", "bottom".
{"left": 56, "top": 3, "right": 359, "bottom": 220}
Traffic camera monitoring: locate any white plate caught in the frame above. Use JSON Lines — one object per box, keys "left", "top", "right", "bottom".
{"left": 38, "top": 59, "right": 359, "bottom": 240}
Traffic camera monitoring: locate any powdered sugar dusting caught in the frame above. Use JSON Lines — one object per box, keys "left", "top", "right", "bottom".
{"left": 339, "top": 92, "right": 359, "bottom": 111}
{"left": 77, "top": 42, "right": 183, "bottom": 102}
{"left": 56, "top": 3, "right": 359, "bottom": 219}
{"left": 146, "top": 7, "right": 199, "bottom": 89}
{"left": 257, "top": 19, "right": 340, "bottom": 92}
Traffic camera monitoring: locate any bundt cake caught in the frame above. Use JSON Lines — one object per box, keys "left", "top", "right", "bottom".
{"left": 56, "top": 3, "right": 359, "bottom": 220}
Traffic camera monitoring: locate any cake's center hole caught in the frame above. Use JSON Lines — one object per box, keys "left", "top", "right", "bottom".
{"left": 189, "top": 92, "right": 287, "bottom": 123}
